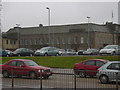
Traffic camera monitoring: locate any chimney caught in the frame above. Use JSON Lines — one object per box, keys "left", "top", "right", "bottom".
{"left": 39, "top": 24, "right": 43, "bottom": 27}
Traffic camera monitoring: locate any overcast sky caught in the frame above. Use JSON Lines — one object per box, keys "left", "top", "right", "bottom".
{"left": 1, "top": 0, "right": 119, "bottom": 32}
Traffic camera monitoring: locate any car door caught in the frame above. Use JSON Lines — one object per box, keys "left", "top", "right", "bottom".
{"left": 82, "top": 60, "right": 97, "bottom": 75}
{"left": 48, "top": 48, "right": 55, "bottom": 56}
{"left": 7, "top": 61, "right": 18, "bottom": 75}
{"left": 22, "top": 48, "right": 28, "bottom": 56}
{"left": 106, "top": 63, "right": 120, "bottom": 80}
{"left": 15, "top": 61, "right": 29, "bottom": 76}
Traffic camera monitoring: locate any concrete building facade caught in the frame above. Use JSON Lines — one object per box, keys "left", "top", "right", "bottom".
{"left": 5, "top": 23, "right": 120, "bottom": 51}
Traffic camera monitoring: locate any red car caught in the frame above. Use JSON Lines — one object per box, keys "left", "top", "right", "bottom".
{"left": 0, "top": 59, "right": 53, "bottom": 79}
{"left": 73, "top": 59, "right": 108, "bottom": 77}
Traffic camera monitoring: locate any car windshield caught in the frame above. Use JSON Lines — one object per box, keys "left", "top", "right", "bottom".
{"left": 40, "top": 47, "right": 50, "bottom": 51}
{"left": 87, "top": 49, "right": 94, "bottom": 51}
{"left": 14, "top": 49, "right": 21, "bottom": 52}
{"left": 104, "top": 45, "right": 118, "bottom": 49}
{"left": 24, "top": 61, "right": 38, "bottom": 66}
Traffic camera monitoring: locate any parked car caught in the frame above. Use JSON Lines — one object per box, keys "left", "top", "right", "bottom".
{"left": 58, "top": 49, "right": 67, "bottom": 56}
{"left": 97, "top": 61, "right": 120, "bottom": 84}
{"left": 34, "top": 47, "right": 60, "bottom": 56}
{"left": 0, "top": 48, "right": 9, "bottom": 57}
{"left": 74, "top": 59, "right": 108, "bottom": 78}
{"left": 5, "top": 50, "right": 13, "bottom": 57}
{"left": 77, "top": 50, "right": 86, "bottom": 55}
{"left": 99, "top": 45, "right": 120, "bottom": 55}
{"left": 83, "top": 49, "right": 99, "bottom": 55}
{"left": 66, "top": 49, "right": 76, "bottom": 55}
{"left": 0, "top": 59, "right": 53, "bottom": 79}
{"left": 13, "top": 48, "right": 34, "bottom": 56}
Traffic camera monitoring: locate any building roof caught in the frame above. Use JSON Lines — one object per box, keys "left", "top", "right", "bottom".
{"left": 7, "top": 23, "right": 120, "bottom": 35}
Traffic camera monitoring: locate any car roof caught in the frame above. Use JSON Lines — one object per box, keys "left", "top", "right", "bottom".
{"left": 11, "top": 59, "right": 32, "bottom": 61}
{"left": 85, "top": 59, "right": 107, "bottom": 62}
{"left": 108, "top": 61, "right": 120, "bottom": 63}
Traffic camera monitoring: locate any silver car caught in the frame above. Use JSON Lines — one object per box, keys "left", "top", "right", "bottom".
{"left": 83, "top": 49, "right": 99, "bottom": 55}
{"left": 34, "top": 47, "right": 60, "bottom": 56}
{"left": 97, "top": 61, "right": 120, "bottom": 84}
{"left": 99, "top": 45, "right": 120, "bottom": 55}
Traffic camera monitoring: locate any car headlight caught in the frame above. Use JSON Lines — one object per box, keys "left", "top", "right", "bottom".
{"left": 38, "top": 69, "right": 44, "bottom": 72}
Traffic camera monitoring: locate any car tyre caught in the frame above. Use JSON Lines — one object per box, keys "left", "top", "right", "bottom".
{"left": 99, "top": 75, "right": 109, "bottom": 84}
{"left": 56, "top": 53, "right": 59, "bottom": 56}
{"left": 44, "top": 53, "right": 48, "bottom": 56}
{"left": 30, "top": 54, "right": 33, "bottom": 57}
{"left": 79, "top": 70, "right": 86, "bottom": 78}
{"left": 111, "top": 51, "right": 116, "bottom": 56}
{"left": 43, "top": 76, "right": 49, "bottom": 79}
{"left": 29, "top": 72, "right": 37, "bottom": 79}
{"left": 3, "top": 70, "right": 9, "bottom": 78}
{"left": 18, "top": 54, "right": 21, "bottom": 57}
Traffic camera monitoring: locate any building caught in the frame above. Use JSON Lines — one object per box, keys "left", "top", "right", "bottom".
{"left": 2, "top": 32, "right": 18, "bottom": 50}
{"left": 5, "top": 23, "right": 120, "bottom": 51}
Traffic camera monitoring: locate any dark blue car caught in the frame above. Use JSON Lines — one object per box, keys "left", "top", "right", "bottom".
{"left": 0, "top": 48, "right": 8, "bottom": 57}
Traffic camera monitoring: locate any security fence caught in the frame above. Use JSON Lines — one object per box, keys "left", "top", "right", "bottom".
{"left": 2, "top": 69, "right": 120, "bottom": 90}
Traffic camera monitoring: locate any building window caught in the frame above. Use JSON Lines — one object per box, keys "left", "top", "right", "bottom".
{"left": 62, "top": 38, "right": 65, "bottom": 44}
{"left": 6, "top": 40, "right": 9, "bottom": 44}
{"left": 74, "top": 37, "right": 78, "bottom": 44}
{"left": 81, "top": 37, "right": 84, "bottom": 44}
{"left": 68, "top": 37, "right": 71, "bottom": 44}
{"left": 10, "top": 40, "right": 12, "bottom": 45}
{"left": 13, "top": 40, "right": 16, "bottom": 45}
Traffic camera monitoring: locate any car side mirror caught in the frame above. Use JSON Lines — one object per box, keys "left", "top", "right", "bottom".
{"left": 21, "top": 65, "right": 26, "bottom": 67}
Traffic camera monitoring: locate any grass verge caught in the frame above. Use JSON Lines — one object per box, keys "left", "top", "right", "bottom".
{"left": 1, "top": 56, "right": 120, "bottom": 68}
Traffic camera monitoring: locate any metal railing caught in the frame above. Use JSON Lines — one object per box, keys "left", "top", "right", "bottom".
{"left": 2, "top": 69, "right": 120, "bottom": 90}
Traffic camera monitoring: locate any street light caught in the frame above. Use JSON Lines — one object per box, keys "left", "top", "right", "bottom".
{"left": 16, "top": 24, "right": 20, "bottom": 48}
{"left": 46, "top": 7, "right": 51, "bottom": 46}
{"left": 87, "top": 16, "right": 90, "bottom": 49}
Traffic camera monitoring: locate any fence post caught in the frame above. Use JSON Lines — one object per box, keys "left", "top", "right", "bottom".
{"left": 11, "top": 68, "right": 14, "bottom": 88}
{"left": 74, "top": 71, "right": 76, "bottom": 90}
{"left": 116, "top": 72, "right": 118, "bottom": 90}
{"left": 40, "top": 69, "right": 42, "bottom": 90}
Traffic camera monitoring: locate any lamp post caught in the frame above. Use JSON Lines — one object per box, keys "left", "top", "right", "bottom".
{"left": 87, "top": 16, "right": 90, "bottom": 49}
{"left": 46, "top": 7, "right": 51, "bottom": 46}
{"left": 16, "top": 24, "right": 20, "bottom": 48}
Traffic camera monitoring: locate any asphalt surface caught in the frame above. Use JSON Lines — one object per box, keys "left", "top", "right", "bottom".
{"left": 1, "top": 68, "right": 120, "bottom": 90}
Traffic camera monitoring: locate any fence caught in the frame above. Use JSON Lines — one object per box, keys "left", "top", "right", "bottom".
{"left": 2, "top": 69, "right": 120, "bottom": 90}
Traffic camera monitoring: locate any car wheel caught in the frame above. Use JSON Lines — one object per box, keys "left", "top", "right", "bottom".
{"left": 99, "top": 75, "right": 109, "bottom": 84}
{"left": 44, "top": 53, "right": 48, "bottom": 56}
{"left": 56, "top": 53, "right": 59, "bottom": 56}
{"left": 30, "top": 54, "right": 33, "bottom": 57}
{"left": 18, "top": 54, "right": 21, "bottom": 57}
{"left": 111, "top": 52, "right": 116, "bottom": 56}
{"left": 3, "top": 70, "right": 9, "bottom": 78}
{"left": 29, "top": 72, "right": 37, "bottom": 79}
{"left": 43, "top": 76, "right": 49, "bottom": 79}
{"left": 17, "top": 75, "right": 22, "bottom": 78}
{"left": 79, "top": 70, "right": 86, "bottom": 78}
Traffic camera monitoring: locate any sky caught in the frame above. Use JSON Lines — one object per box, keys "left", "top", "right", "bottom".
{"left": 1, "top": 0, "right": 120, "bottom": 32}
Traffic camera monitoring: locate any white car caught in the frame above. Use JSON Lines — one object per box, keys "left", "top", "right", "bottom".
{"left": 99, "top": 45, "right": 120, "bottom": 55}
{"left": 66, "top": 49, "right": 76, "bottom": 55}
{"left": 97, "top": 61, "right": 120, "bottom": 84}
